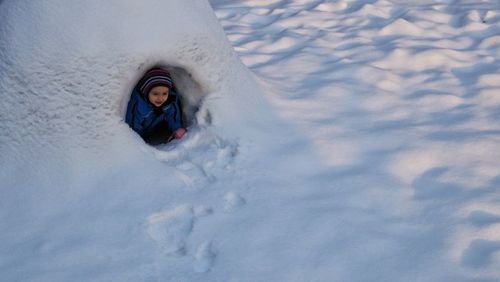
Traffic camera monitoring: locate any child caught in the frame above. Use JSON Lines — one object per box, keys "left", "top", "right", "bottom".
{"left": 126, "top": 67, "right": 187, "bottom": 145}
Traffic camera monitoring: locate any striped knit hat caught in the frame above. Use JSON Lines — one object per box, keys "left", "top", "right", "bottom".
{"left": 139, "top": 68, "right": 173, "bottom": 96}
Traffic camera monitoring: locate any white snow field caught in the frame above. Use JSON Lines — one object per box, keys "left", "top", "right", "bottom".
{"left": 1, "top": 0, "right": 500, "bottom": 281}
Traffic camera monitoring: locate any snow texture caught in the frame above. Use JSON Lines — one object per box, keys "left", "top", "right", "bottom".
{"left": 1, "top": 0, "right": 500, "bottom": 281}
{"left": 193, "top": 241, "right": 216, "bottom": 273}
{"left": 146, "top": 205, "right": 195, "bottom": 256}
{"left": 223, "top": 191, "right": 246, "bottom": 213}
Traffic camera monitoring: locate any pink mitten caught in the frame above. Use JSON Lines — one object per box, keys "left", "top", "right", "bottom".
{"left": 174, "top": 128, "right": 186, "bottom": 139}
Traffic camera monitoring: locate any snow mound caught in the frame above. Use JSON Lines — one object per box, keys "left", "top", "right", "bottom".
{"left": 0, "top": 0, "right": 277, "bottom": 178}
{"left": 0, "top": 1, "right": 297, "bottom": 280}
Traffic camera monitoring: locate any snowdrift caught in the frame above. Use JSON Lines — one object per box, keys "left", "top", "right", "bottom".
{"left": 0, "top": 0, "right": 276, "bottom": 179}
{"left": 0, "top": 2, "right": 303, "bottom": 280}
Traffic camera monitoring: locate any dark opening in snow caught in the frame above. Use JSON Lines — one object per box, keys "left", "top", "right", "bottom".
{"left": 167, "top": 66, "right": 205, "bottom": 126}
{"left": 125, "top": 65, "right": 206, "bottom": 144}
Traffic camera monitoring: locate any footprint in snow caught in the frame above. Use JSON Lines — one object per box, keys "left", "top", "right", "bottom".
{"left": 193, "top": 241, "right": 216, "bottom": 273}
{"left": 223, "top": 192, "right": 246, "bottom": 213}
{"left": 174, "top": 161, "right": 214, "bottom": 189}
{"left": 194, "top": 205, "right": 213, "bottom": 217}
{"left": 155, "top": 128, "right": 238, "bottom": 189}
{"left": 146, "top": 204, "right": 215, "bottom": 268}
{"left": 146, "top": 205, "right": 195, "bottom": 256}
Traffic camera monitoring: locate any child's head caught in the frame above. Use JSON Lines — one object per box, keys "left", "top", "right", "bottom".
{"left": 147, "top": 85, "right": 169, "bottom": 108}
{"left": 139, "top": 68, "right": 173, "bottom": 107}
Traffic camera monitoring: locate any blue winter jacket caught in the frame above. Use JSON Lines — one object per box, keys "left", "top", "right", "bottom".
{"left": 125, "top": 87, "right": 183, "bottom": 144}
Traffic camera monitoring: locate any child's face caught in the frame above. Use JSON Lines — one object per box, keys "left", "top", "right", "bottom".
{"left": 148, "top": 86, "right": 169, "bottom": 107}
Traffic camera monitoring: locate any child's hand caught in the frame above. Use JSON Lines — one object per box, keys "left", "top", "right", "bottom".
{"left": 174, "top": 128, "right": 186, "bottom": 139}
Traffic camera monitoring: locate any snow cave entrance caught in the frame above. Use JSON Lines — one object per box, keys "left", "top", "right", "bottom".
{"left": 164, "top": 66, "right": 205, "bottom": 127}
{"left": 126, "top": 65, "right": 207, "bottom": 145}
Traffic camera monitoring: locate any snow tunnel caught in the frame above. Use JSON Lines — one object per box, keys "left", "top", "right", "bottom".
{"left": 123, "top": 63, "right": 209, "bottom": 138}
{"left": 167, "top": 66, "right": 205, "bottom": 126}
{"left": 0, "top": 0, "right": 276, "bottom": 171}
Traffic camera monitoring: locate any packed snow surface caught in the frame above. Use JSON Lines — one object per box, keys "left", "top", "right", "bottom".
{"left": 1, "top": 0, "right": 500, "bottom": 281}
